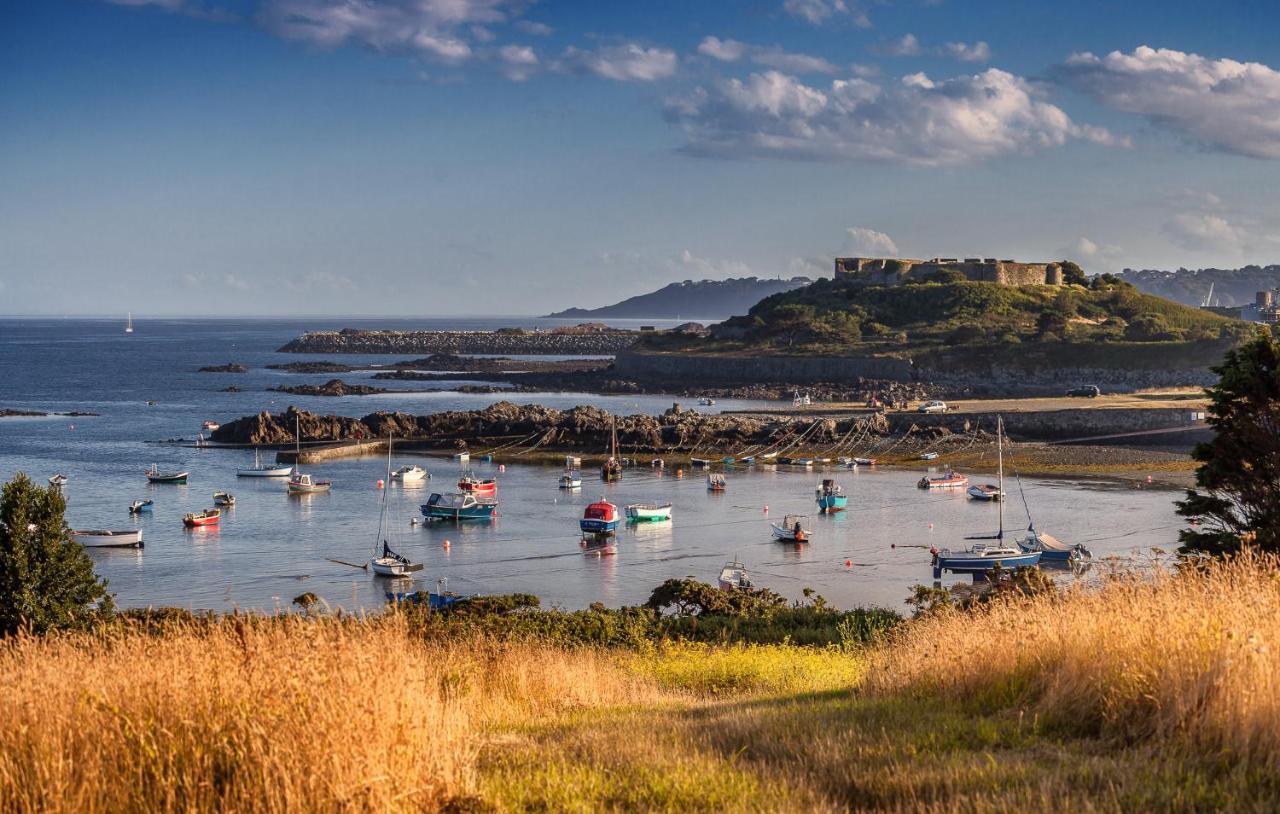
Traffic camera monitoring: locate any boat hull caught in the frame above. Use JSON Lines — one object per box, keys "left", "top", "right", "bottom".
{"left": 147, "top": 473, "right": 188, "bottom": 484}
{"left": 579, "top": 519, "right": 620, "bottom": 534}
{"left": 935, "top": 551, "right": 1041, "bottom": 574}
{"left": 625, "top": 505, "right": 672, "bottom": 522}
{"left": 421, "top": 505, "right": 496, "bottom": 521}
{"left": 237, "top": 467, "right": 293, "bottom": 478}
{"left": 816, "top": 495, "right": 848, "bottom": 513}
{"left": 72, "top": 530, "right": 143, "bottom": 548}
{"left": 371, "top": 559, "right": 424, "bottom": 577}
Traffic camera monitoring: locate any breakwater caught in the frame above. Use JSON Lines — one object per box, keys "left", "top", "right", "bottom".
{"left": 279, "top": 329, "right": 640, "bottom": 356}
{"left": 882, "top": 407, "right": 1207, "bottom": 442}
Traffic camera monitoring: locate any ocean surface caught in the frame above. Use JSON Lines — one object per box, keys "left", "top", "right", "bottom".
{"left": 0, "top": 317, "right": 1186, "bottom": 613}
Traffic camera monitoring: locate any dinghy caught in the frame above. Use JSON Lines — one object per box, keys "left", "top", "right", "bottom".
{"left": 72, "top": 529, "right": 143, "bottom": 548}
{"left": 213, "top": 491, "right": 235, "bottom": 507}
{"left": 718, "top": 560, "right": 752, "bottom": 591}
{"left": 128, "top": 499, "right": 153, "bottom": 514}
{"left": 391, "top": 464, "right": 428, "bottom": 482}
{"left": 625, "top": 503, "right": 672, "bottom": 522}
{"left": 815, "top": 479, "right": 847, "bottom": 513}
{"left": 967, "top": 483, "right": 1004, "bottom": 501}
{"left": 771, "top": 514, "right": 812, "bottom": 542}
{"left": 182, "top": 509, "right": 220, "bottom": 527}
{"left": 48, "top": 474, "right": 69, "bottom": 488}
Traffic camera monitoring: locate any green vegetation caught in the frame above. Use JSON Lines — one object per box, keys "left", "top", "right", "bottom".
{"left": 0, "top": 473, "right": 111, "bottom": 635}
{"left": 1177, "top": 328, "right": 1280, "bottom": 555}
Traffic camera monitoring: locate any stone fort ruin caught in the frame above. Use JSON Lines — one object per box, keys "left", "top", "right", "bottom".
{"left": 834, "top": 257, "right": 1064, "bottom": 287}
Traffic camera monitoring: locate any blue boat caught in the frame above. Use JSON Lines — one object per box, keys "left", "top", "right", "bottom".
{"left": 128, "top": 499, "right": 154, "bottom": 514}
{"left": 1018, "top": 526, "right": 1091, "bottom": 564}
{"left": 387, "top": 579, "right": 468, "bottom": 610}
{"left": 580, "top": 499, "right": 620, "bottom": 535}
{"left": 420, "top": 492, "right": 497, "bottom": 521}
{"left": 815, "top": 479, "right": 848, "bottom": 513}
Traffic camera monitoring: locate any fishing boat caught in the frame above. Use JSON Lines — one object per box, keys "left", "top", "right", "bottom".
{"left": 625, "top": 503, "right": 672, "bottom": 522}
{"left": 145, "top": 464, "right": 188, "bottom": 484}
{"left": 815, "top": 479, "right": 848, "bottom": 513}
{"left": 580, "top": 498, "right": 620, "bottom": 535}
{"left": 128, "top": 499, "right": 153, "bottom": 514}
{"left": 559, "top": 470, "right": 582, "bottom": 489}
{"left": 718, "top": 559, "right": 752, "bottom": 591}
{"left": 933, "top": 417, "right": 1042, "bottom": 576}
{"left": 202, "top": 420, "right": 220, "bottom": 432}
{"left": 48, "top": 474, "right": 68, "bottom": 488}
{"left": 771, "top": 514, "right": 812, "bottom": 542}
{"left": 420, "top": 492, "right": 498, "bottom": 521}
{"left": 967, "top": 483, "right": 1004, "bottom": 501}
{"left": 213, "top": 491, "right": 235, "bottom": 507}
{"left": 457, "top": 472, "right": 497, "bottom": 497}
{"left": 237, "top": 448, "right": 293, "bottom": 478}
{"left": 72, "top": 529, "right": 143, "bottom": 548}
{"left": 182, "top": 508, "right": 220, "bottom": 527}
{"left": 391, "top": 464, "right": 428, "bottom": 482}
{"left": 697, "top": 397, "right": 716, "bottom": 406}
{"left": 707, "top": 473, "right": 726, "bottom": 492}
{"left": 370, "top": 437, "right": 425, "bottom": 577}
{"left": 917, "top": 470, "right": 968, "bottom": 490}
{"left": 125, "top": 312, "right": 133, "bottom": 334}
{"left": 287, "top": 472, "right": 332, "bottom": 494}
{"left": 601, "top": 417, "right": 622, "bottom": 482}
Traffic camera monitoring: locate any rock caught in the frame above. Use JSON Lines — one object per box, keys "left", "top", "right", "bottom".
{"left": 270, "top": 379, "right": 388, "bottom": 397}
{"left": 265, "top": 361, "right": 354, "bottom": 374}
{"left": 221, "top": 386, "right": 242, "bottom": 393}
{"left": 199, "top": 363, "right": 248, "bottom": 373}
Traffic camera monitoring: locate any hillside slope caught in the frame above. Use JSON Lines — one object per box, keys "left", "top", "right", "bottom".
{"left": 545, "top": 276, "right": 811, "bottom": 319}
{"left": 1117, "top": 265, "right": 1280, "bottom": 306}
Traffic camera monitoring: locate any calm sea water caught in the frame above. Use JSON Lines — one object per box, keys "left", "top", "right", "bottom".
{"left": 0, "top": 317, "right": 1186, "bottom": 613}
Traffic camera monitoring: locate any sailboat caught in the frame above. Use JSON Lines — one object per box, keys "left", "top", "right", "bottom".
{"left": 237, "top": 447, "right": 293, "bottom": 478}
{"left": 1013, "top": 474, "right": 1092, "bottom": 565}
{"left": 932, "top": 417, "right": 1041, "bottom": 575}
{"left": 286, "top": 414, "right": 331, "bottom": 494}
{"left": 600, "top": 416, "right": 622, "bottom": 482}
{"left": 371, "top": 435, "right": 424, "bottom": 578}
{"left": 125, "top": 313, "right": 134, "bottom": 334}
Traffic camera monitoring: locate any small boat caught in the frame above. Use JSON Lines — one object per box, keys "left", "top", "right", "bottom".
{"left": 386, "top": 579, "right": 466, "bottom": 609}
{"left": 391, "top": 464, "right": 428, "bottom": 482}
{"left": 793, "top": 458, "right": 815, "bottom": 468}
{"left": 967, "top": 483, "right": 1004, "bottom": 501}
{"left": 917, "top": 470, "right": 969, "bottom": 490}
{"left": 72, "top": 529, "right": 143, "bottom": 548}
{"left": 815, "top": 479, "right": 848, "bottom": 513}
{"left": 146, "top": 464, "right": 189, "bottom": 484}
{"left": 202, "top": 420, "right": 220, "bottom": 432}
{"left": 707, "top": 473, "right": 726, "bottom": 492}
{"left": 182, "top": 508, "right": 220, "bottom": 527}
{"left": 457, "top": 472, "right": 496, "bottom": 498}
{"left": 920, "top": 452, "right": 939, "bottom": 461}
{"left": 125, "top": 312, "right": 133, "bottom": 334}
{"left": 371, "top": 436, "right": 425, "bottom": 577}
{"left": 771, "top": 514, "right": 812, "bottom": 542}
{"left": 287, "top": 472, "right": 332, "bottom": 494}
{"left": 697, "top": 397, "right": 716, "bottom": 406}
{"left": 48, "top": 474, "right": 68, "bottom": 488}
{"left": 601, "top": 418, "right": 622, "bottom": 482}
{"left": 559, "top": 470, "right": 582, "bottom": 489}
{"left": 453, "top": 451, "right": 470, "bottom": 464}
{"left": 793, "top": 391, "right": 812, "bottom": 407}
{"left": 718, "top": 559, "right": 752, "bottom": 591}
{"left": 625, "top": 503, "right": 672, "bottom": 522}
{"left": 420, "top": 492, "right": 498, "bottom": 521}
{"left": 852, "top": 457, "right": 877, "bottom": 466}
{"left": 237, "top": 448, "right": 294, "bottom": 478}
{"left": 128, "top": 499, "right": 153, "bottom": 514}
{"left": 213, "top": 491, "right": 235, "bottom": 507}
{"left": 564, "top": 455, "right": 582, "bottom": 468}
{"left": 722, "top": 456, "right": 736, "bottom": 465}
{"left": 689, "top": 457, "right": 712, "bottom": 468}
{"left": 580, "top": 498, "right": 620, "bottom": 535}
{"left": 651, "top": 458, "right": 665, "bottom": 468}
{"left": 1018, "top": 526, "right": 1092, "bottom": 564}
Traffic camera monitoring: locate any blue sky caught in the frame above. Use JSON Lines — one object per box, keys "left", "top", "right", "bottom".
{"left": 3, "top": 0, "right": 1280, "bottom": 315}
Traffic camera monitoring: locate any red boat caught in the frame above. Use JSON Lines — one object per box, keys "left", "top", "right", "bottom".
{"left": 183, "top": 508, "right": 221, "bottom": 527}
{"left": 457, "top": 474, "right": 497, "bottom": 498}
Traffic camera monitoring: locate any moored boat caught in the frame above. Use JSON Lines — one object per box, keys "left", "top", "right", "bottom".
{"left": 457, "top": 472, "right": 496, "bottom": 497}
{"left": 420, "top": 492, "right": 498, "bottom": 521}
{"left": 371, "top": 436, "right": 425, "bottom": 577}
{"left": 601, "top": 418, "right": 622, "bottom": 482}
{"left": 771, "top": 514, "right": 812, "bottom": 542}
{"left": 697, "top": 397, "right": 716, "bottom": 406}
{"left": 580, "top": 498, "right": 620, "bottom": 535}
{"left": 72, "top": 529, "right": 143, "bottom": 548}
{"left": 815, "top": 479, "right": 848, "bottom": 513}
{"left": 237, "top": 448, "right": 294, "bottom": 478}
{"left": 145, "top": 464, "right": 188, "bottom": 484}
{"left": 852, "top": 457, "right": 877, "bottom": 466}
{"left": 128, "top": 499, "right": 153, "bottom": 514}
{"left": 718, "top": 559, "right": 752, "bottom": 591}
{"left": 48, "top": 474, "right": 69, "bottom": 488}
{"left": 391, "top": 464, "right": 428, "bottom": 482}
{"left": 1018, "top": 526, "right": 1091, "bottom": 564}
{"left": 920, "top": 451, "right": 939, "bottom": 461}
{"left": 707, "top": 473, "right": 726, "bottom": 492}
{"left": 559, "top": 470, "right": 582, "bottom": 489}
{"left": 202, "top": 420, "right": 220, "bottom": 432}
{"left": 967, "top": 483, "right": 1004, "bottom": 501}
{"left": 287, "top": 472, "right": 332, "bottom": 494}
{"left": 213, "top": 490, "right": 235, "bottom": 507}
{"left": 182, "top": 508, "right": 220, "bottom": 527}
{"left": 625, "top": 502, "right": 672, "bottom": 522}
{"left": 917, "top": 470, "right": 968, "bottom": 490}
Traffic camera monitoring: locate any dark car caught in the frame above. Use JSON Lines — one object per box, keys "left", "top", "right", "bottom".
{"left": 1067, "top": 385, "right": 1101, "bottom": 398}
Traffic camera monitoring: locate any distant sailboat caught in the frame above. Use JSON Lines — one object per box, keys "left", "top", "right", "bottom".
{"left": 125, "top": 313, "right": 134, "bottom": 334}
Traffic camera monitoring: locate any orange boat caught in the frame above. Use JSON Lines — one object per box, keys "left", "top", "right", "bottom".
{"left": 183, "top": 508, "right": 220, "bottom": 527}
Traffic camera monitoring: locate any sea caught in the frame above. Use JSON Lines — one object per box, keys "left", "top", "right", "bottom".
{"left": 0, "top": 316, "right": 1186, "bottom": 614}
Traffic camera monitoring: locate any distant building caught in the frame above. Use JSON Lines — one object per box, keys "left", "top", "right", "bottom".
{"left": 834, "top": 256, "right": 1064, "bottom": 287}
{"left": 1257, "top": 289, "right": 1280, "bottom": 324}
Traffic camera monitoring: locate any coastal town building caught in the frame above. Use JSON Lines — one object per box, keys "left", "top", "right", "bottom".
{"left": 834, "top": 257, "right": 1064, "bottom": 287}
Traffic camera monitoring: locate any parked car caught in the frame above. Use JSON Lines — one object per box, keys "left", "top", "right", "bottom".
{"left": 1067, "top": 385, "right": 1101, "bottom": 398}
{"left": 917, "top": 400, "right": 948, "bottom": 414}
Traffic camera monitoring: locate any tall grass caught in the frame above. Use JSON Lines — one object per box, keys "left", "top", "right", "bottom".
{"left": 869, "top": 552, "right": 1280, "bottom": 770}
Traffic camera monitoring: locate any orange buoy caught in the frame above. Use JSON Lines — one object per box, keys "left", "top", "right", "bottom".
{"left": 442, "top": 539, "right": 451, "bottom": 550}
{"left": 763, "top": 505, "right": 769, "bottom": 513}
{"left": 928, "top": 523, "right": 934, "bottom": 529}
{"left": 376, "top": 479, "right": 384, "bottom": 489}
{"left": 844, "top": 559, "right": 852, "bottom": 569}
{"left": 499, "top": 464, "right": 506, "bottom": 472}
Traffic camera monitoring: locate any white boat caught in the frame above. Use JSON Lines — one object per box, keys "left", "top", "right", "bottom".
{"left": 707, "top": 473, "right": 726, "bottom": 492}
{"left": 559, "top": 470, "right": 582, "bottom": 489}
{"left": 718, "top": 559, "right": 752, "bottom": 591}
{"left": 213, "top": 490, "right": 235, "bottom": 506}
{"left": 370, "top": 434, "right": 424, "bottom": 577}
{"left": 793, "top": 391, "right": 812, "bottom": 407}
{"left": 967, "top": 483, "right": 1004, "bottom": 501}
{"left": 453, "top": 451, "right": 470, "bottom": 463}
{"left": 125, "top": 312, "right": 133, "bottom": 334}
{"left": 237, "top": 448, "right": 294, "bottom": 478}
{"left": 920, "top": 451, "right": 939, "bottom": 461}
{"left": 625, "top": 503, "right": 672, "bottom": 522}
{"left": 286, "top": 415, "right": 330, "bottom": 493}
{"left": 72, "top": 529, "right": 143, "bottom": 548}
{"left": 771, "top": 514, "right": 812, "bottom": 542}
{"left": 391, "top": 464, "right": 428, "bottom": 482}
{"left": 697, "top": 397, "right": 716, "bottom": 406}
{"left": 202, "top": 420, "right": 220, "bottom": 432}
{"left": 48, "top": 474, "right": 68, "bottom": 488}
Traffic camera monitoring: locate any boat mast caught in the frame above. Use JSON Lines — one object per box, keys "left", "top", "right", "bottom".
{"left": 997, "top": 416, "right": 1004, "bottom": 542}
{"left": 376, "top": 433, "right": 392, "bottom": 556}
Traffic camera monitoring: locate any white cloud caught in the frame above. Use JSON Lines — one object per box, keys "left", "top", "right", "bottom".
{"left": 497, "top": 44, "right": 538, "bottom": 80}
{"left": 1054, "top": 45, "right": 1280, "bottom": 159}
{"left": 782, "top": 0, "right": 870, "bottom": 28}
{"left": 1162, "top": 214, "right": 1246, "bottom": 253}
{"left": 843, "top": 227, "right": 899, "bottom": 256}
{"left": 106, "top": 0, "right": 236, "bottom": 21}
{"left": 674, "top": 249, "right": 754, "bottom": 278}
{"left": 877, "top": 34, "right": 920, "bottom": 57}
{"left": 514, "top": 20, "right": 553, "bottom": 36}
{"left": 943, "top": 41, "right": 991, "bottom": 63}
{"left": 696, "top": 36, "right": 836, "bottom": 74}
{"left": 1074, "top": 237, "right": 1099, "bottom": 256}
{"left": 558, "top": 43, "right": 678, "bottom": 82}
{"left": 664, "top": 68, "right": 1118, "bottom": 165}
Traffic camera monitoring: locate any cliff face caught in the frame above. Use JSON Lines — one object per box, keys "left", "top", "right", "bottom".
{"left": 545, "top": 277, "right": 810, "bottom": 320}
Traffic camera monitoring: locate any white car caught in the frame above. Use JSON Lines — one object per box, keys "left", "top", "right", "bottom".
{"left": 917, "top": 400, "right": 948, "bottom": 414}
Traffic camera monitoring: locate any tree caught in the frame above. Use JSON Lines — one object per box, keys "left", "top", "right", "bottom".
{"left": 0, "top": 474, "right": 111, "bottom": 635}
{"left": 1177, "top": 330, "right": 1280, "bottom": 555}
{"left": 769, "top": 304, "right": 817, "bottom": 348}
{"left": 1059, "top": 260, "right": 1088, "bottom": 286}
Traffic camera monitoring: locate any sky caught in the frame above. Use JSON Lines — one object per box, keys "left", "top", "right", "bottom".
{"left": 3, "top": 0, "right": 1280, "bottom": 316}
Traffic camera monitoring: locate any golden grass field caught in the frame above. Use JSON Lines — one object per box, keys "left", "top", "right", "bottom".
{"left": 2, "top": 554, "right": 1279, "bottom": 812}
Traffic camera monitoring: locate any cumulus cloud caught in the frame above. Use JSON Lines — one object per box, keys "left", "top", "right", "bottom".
{"left": 514, "top": 19, "right": 553, "bottom": 36}
{"left": 697, "top": 36, "right": 836, "bottom": 74}
{"left": 782, "top": 0, "right": 871, "bottom": 28}
{"left": 876, "top": 34, "right": 920, "bottom": 57}
{"left": 1054, "top": 45, "right": 1280, "bottom": 159}
{"left": 1162, "top": 213, "right": 1246, "bottom": 253}
{"left": 664, "top": 68, "right": 1118, "bottom": 165}
{"left": 497, "top": 44, "right": 539, "bottom": 80}
{"left": 843, "top": 227, "right": 899, "bottom": 256}
{"left": 943, "top": 40, "right": 991, "bottom": 63}
{"left": 558, "top": 43, "right": 678, "bottom": 82}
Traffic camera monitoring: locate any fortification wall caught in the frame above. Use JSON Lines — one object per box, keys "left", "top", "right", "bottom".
{"left": 833, "top": 257, "right": 1061, "bottom": 287}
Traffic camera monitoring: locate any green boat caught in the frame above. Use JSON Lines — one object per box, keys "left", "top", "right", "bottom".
{"left": 625, "top": 503, "right": 672, "bottom": 522}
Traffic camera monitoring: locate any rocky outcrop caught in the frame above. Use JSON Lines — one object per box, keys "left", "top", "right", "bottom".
{"left": 265, "top": 361, "right": 355, "bottom": 373}
{"left": 270, "top": 379, "right": 388, "bottom": 397}
{"left": 198, "top": 363, "right": 248, "bottom": 373}
{"left": 278, "top": 328, "right": 639, "bottom": 356}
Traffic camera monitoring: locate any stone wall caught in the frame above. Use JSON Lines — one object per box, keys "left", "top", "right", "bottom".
{"left": 833, "top": 257, "right": 1061, "bottom": 287}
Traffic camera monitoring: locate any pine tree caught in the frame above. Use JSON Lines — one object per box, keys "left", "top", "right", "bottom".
{"left": 0, "top": 473, "right": 111, "bottom": 635}
{"left": 1177, "top": 330, "right": 1280, "bottom": 556}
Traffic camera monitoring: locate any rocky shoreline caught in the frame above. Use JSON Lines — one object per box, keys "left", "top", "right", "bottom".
{"left": 1, "top": 409, "right": 100, "bottom": 418}
{"left": 270, "top": 379, "right": 389, "bottom": 397}
{"left": 278, "top": 328, "right": 640, "bottom": 356}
